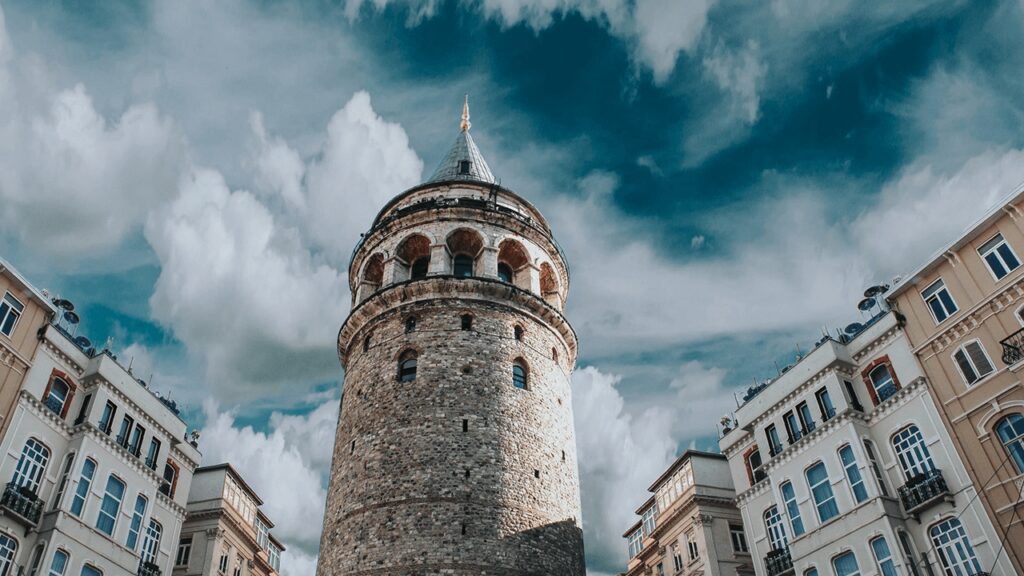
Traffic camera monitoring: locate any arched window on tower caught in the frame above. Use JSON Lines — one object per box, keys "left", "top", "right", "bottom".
{"left": 453, "top": 254, "right": 474, "bottom": 277}
{"left": 498, "top": 239, "right": 529, "bottom": 287}
{"left": 447, "top": 229, "right": 483, "bottom": 279}
{"left": 411, "top": 258, "right": 429, "bottom": 280}
{"left": 397, "top": 234, "right": 431, "bottom": 281}
{"left": 399, "top": 351, "right": 418, "bottom": 382}
{"left": 497, "top": 263, "right": 513, "bottom": 283}
{"left": 512, "top": 360, "right": 528, "bottom": 390}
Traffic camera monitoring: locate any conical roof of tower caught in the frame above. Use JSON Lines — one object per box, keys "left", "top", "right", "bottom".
{"left": 425, "top": 96, "right": 496, "bottom": 185}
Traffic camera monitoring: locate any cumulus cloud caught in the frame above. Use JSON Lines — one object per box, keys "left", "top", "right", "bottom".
{"left": 702, "top": 40, "right": 767, "bottom": 125}
{"left": 0, "top": 6, "right": 186, "bottom": 258}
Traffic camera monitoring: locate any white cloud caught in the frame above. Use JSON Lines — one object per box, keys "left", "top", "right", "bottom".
{"left": 702, "top": 40, "right": 767, "bottom": 125}
{"left": 690, "top": 234, "right": 706, "bottom": 249}
{"left": 631, "top": 0, "right": 714, "bottom": 82}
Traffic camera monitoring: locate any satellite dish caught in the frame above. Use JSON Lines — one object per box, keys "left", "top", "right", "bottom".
{"left": 63, "top": 311, "right": 80, "bottom": 325}
{"left": 844, "top": 322, "right": 864, "bottom": 335}
{"left": 863, "top": 285, "right": 887, "bottom": 298}
{"left": 51, "top": 298, "right": 75, "bottom": 311}
{"left": 74, "top": 336, "right": 91, "bottom": 349}
{"left": 858, "top": 297, "right": 877, "bottom": 312}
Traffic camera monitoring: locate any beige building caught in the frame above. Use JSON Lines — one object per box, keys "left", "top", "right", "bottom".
{"left": 888, "top": 187, "right": 1024, "bottom": 573}
{"left": 174, "top": 464, "right": 283, "bottom": 576}
{"left": 623, "top": 451, "right": 753, "bottom": 576}
{"left": 0, "top": 256, "right": 57, "bottom": 439}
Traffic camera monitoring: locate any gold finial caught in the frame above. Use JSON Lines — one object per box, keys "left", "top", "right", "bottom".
{"left": 460, "top": 94, "right": 471, "bottom": 132}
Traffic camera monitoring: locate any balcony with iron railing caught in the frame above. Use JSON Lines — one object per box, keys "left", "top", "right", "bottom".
{"left": 1001, "top": 327, "right": 1024, "bottom": 366}
{"left": 0, "top": 482, "right": 44, "bottom": 527}
{"left": 138, "top": 560, "right": 160, "bottom": 576}
{"left": 898, "top": 468, "right": 951, "bottom": 517}
{"left": 765, "top": 548, "right": 793, "bottom": 576}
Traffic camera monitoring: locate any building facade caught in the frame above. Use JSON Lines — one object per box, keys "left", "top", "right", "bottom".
{"left": 0, "top": 257, "right": 57, "bottom": 439}
{"left": 719, "top": 310, "right": 1012, "bottom": 576}
{"left": 317, "top": 101, "right": 586, "bottom": 574}
{"left": 888, "top": 187, "right": 1024, "bottom": 573}
{"left": 623, "top": 451, "right": 753, "bottom": 576}
{"left": 173, "top": 465, "right": 283, "bottom": 576}
{"left": 0, "top": 306, "right": 200, "bottom": 576}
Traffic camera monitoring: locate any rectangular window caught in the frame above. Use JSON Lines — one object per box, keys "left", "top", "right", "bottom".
{"left": 766, "top": 424, "right": 783, "bottom": 456}
{"left": 48, "top": 549, "right": 68, "bottom": 576}
{"left": 95, "top": 475, "right": 125, "bottom": 536}
{"left": 129, "top": 425, "right": 145, "bottom": 457}
{"left": 672, "top": 544, "right": 683, "bottom": 571}
{"left": 70, "top": 459, "right": 96, "bottom": 517}
{"left": 863, "top": 440, "right": 890, "bottom": 497}
{"left": 871, "top": 537, "right": 898, "bottom": 576}
{"left": 780, "top": 481, "right": 805, "bottom": 536}
{"left": 627, "top": 529, "right": 643, "bottom": 559}
{"left": 656, "top": 563, "right": 665, "bottom": 576}
{"left": 843, "top": 380, "right": 863, "bottom": 412}
{"left": 176, "top": 537, "right": 193, "bottom": 566}
{"left": 146, "top": 438, "right": 161, "bottom": 470}
{"left": 979, "top": 233, "right": 1020, "bottom": 280}
{"left": 806, "top": 462, "right": 839, "bottom": 522}
{"left": 52, "top": 453, "right": 76, "bottom": 510}
{"left": 116, "top": 415, "right": 134, "bottom": 448}
{"left": 641, "top": 505, "right": 658, "bottom": 536}
{"left": 74, "top": 394, "right": 92, "bottom": 426}
{"left": 897, "top": 531, "right": 922, "bottom": 576}
{"left": 953, "top": 341, "right": 995, "bottom": 385}
{"left": 126, "top": 494, "right": 147, "bottom": 550}
{"left": 922, "top": 279, "right": 958, "bottom": 323}
{"left": 730, "top": 525, "right": 748, "bottom": 553}
{"left": 816, "top": 388, "right": 836, "bottom": 421}
{"left": 0, "top": 292, "right": 25, "bottom": 337}
{"left": 218, "top": 554, "right": 228, "bottom": 574}
{"left": 747, "top": 449, "right": 766, "bottom": 484}
{"left": 838, "top": 445, "right": 868, "bottom": 503}
{"left": 797, "top": 401, "right": 815, "bottom": 434}
{"left": 832, "top": 551, "right": 861, "bottom": 576}
{"left": 784, "top": 411, "right": 802, "bottom": 443}
{"left": 268, "top": 544, "right": 281, "bottom": 572}
{"left": 687, "top": 535, "right": 699, "bottom": 561}
{"left": 98, "top": 401, "right": 116, "bottom": 435}
{"left": 256, "top": 517, "right": 270, "bottom": 550}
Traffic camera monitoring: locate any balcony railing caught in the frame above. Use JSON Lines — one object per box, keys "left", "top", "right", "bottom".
{"left": 138, "top": 560, "right": 161, "bottom": 576}
{"left": 0, "top": 482, "right": 44, "bottom": 527}
{"left": 765, "top": 548, "right": 794, "bottom": 576}
{"left": 898, "top": 468, "right": 950, "bottom": 515}
{"left": 1001, "top": 327, "right": 1024, "bottom": 365}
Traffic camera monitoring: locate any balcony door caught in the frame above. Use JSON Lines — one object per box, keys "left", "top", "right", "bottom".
{"left": 891, "top": 425, "right": 935, "bottom": 480}
{"left": 12, "top": 439, "right": 50, "bottom": 494}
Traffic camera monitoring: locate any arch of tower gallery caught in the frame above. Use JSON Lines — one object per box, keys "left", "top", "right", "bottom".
{"left": 316, "top": 98, "right": 586, "bottom": 576}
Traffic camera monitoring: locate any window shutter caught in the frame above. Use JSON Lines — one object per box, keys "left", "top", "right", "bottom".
{"left": 965, "top": 342, "right": 994, "bottom": 377}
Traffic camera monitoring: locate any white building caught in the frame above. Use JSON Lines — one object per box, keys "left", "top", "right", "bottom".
{"left": 719, "top": 310, "right": 1013, "bottom": 576}
{"left": 0, "top": 317, "right": 200, "bottom": 576}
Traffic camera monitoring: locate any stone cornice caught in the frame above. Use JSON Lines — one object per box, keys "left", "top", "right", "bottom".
{"left": 745, "top": 361, "right": 856, "bottom": 431}
{"left": 0, "top": 337, "right": 31, "bottom": 374}
{"left": 338, "top": 276, "right": 577, "bottom": 367}
{"left": 41, "top": 337, "right": 85, "bottom": 376}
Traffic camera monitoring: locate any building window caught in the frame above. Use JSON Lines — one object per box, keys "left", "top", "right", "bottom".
{"left": 729, "top": 524, "right": 748, "bottom": 553}
{"left": 12, "top": 438, "right": 50, "bottom": 493}
{"left": 498, "top": 263, "right": 513, "bottom": 283}
{"left": 98, "top": 401, "right": 116, "bottom": 435}
{"left": 145, "top": 438, "right": 161, "bottom": 470}
{"left": 70, "top": 458, "right": 96, "bottom": 516}
{"left": 868, "top": 364, "right": 898, "bottom": 403}
{"left": 514, "top": 325, "right": 523, "bottom": 341}
{"left": 73, "top": 394, "right": 91, "bottom": 425}
{"left": 979, "top": 233, "right": 1020, "bottom": 280}
{"left": 892, "top": 425, "right": 936, "bottom": 480}
{"left": 763, "top": 506, "right": 788, "bottom": 551}
{"left": 405, "top": 316, "right": 417, "bottom": 333}
{"left": 453, "top": 254, "right": 474, "bottom": 277}
{"left": 780, "top": 481, "right": 804, "bottom": 537}
{"left": 797, "top": 401, "right": 816, "bottom": 434}
{"left": 929, "top": 518, "right": 982, "bottom": 576}
{"left": 766, "top": 424, "right": 783, "bottom": 456}
{"left": 672, "top": 544, "right": 683, "bottom": 571}
{"left": 512, "top": 360, "right": 528, "bottom": 389}
{"left": 952, "top": 341, "right": 994, "bottom": 385}
{"left": 656, "top": 563, "right": 665, "bottom": 576}
{"left": 161, "top": 461, "right": 179, "bottom": 498}
{"left": 129, "top": 425, "right": 145, "bottom": 458}
{"left": 745, "top": 447, "right": 765, "bottom": 485}
{"left": 870, "top": 537, "right": 897, "bottom": 576}
{"left": 126, "top": 494, "right": 148, "bottom": 550}
{"left": 922, "top": 279, "right": 958, "bottom": 324}
{"left": 686, "top": 534, "right": 699, "bottom": 561}
{"left": 48, "top": 549, "right": 69, "bottom": 576}
{"left": 843, "top": 380, "right": 863, "bottom": 411}
{"left": 641, "top": 504, "right": 657, "bottom": 536}
{"left": 0, "top": 533, "right": 15, "bottom": 576}
{"left": 268, "top": 543, "right": 282, "bottom": 572}
{"left": 26, "top": 544, "right": 43, "bottom": 576}
{"left": 410, "top": 257, "right": 429, "bottom": 279}
{"left": 784, "top": 411, "right": 802, "bottom": 443}
{"left": 95, "top": 474, "right": 126, "bottom": 536}
{"left": 44, "top": 377, "right": 72, "bottom": 417}
{"left": 81, "top": 565, "right": 102, "bottom": 576}
{"left": 816, "top": 387, "right": 836, "bottom": 421}
{"left": 804, "top": 569, "right": 818, "bottom": 576}
{"left": 52, "top": 452, "right": 75, "bottom": 510}
{"left": 363, "top": 335, "right": 370, "bottom": 352}
{"left": 398, "top": 351, "right": 417, "bottom": 382}
{"left": 831, "top": 551, "right": 861, "bottom": 576}
{"left": 218, "top": 554, "right": 229, "bottom": 574}
{"left": 0, "top": 293, "right": 24, "bottom": 337}
{"left": 176, "top": 537, "right": 192, "bottom": 566}
{"left": 458, "top": 160, "right": 471, "bottom": 175}
{"left": 863, "top": 440, "right": 890, "bottom": 497}
{"left": 140, "top": 519, "right": 162, "bottom": 565}
{"left": 256, "top": 517, "right": 270, "bottom": 549}
{"left": 838, "top": 445, "right": 868, "bottom": 504}
{"left": 627, "top": 528, "right": 643, "bottom": 559}
{"left": 116, "top": 415, "right": 134, "bottom": 449}
{"left": 461, "top": 314, "right": 473, "bottom": 330}
{"left": 897, "top": 530, "right": 922, "bottom": 576}
{"left": 996, "top": 413, "right": 1024, "bottom": 473}
{"left": 806, "top": 461, "right": 839, "bottom": 522}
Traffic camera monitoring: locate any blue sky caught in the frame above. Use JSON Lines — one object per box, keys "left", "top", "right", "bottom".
{"left": 2, "top": 0, "right": 1024, "bottom": 574}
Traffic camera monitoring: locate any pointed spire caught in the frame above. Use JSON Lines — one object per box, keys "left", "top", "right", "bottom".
{"left": 460, "top": 94, "right": 471, "bottom": 132}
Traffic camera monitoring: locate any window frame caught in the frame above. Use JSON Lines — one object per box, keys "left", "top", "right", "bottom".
{"left": 512, "top": 360, "right": 528, "bottom": 390}
{"left": 978, "top": 232, "right": 1021, "bottom": 281}
{"left": 831, "top": 550, "right": 861, "bottom": 576}
{"left": 729, "top": 524, "right": 748, "bottom": 553}
{"left": 862, "top": 440, "right": 890, "bottom": 497}
{"left": 70, "top": 458, "right": 96, "bottom": 517}
{"left": 921, "top": 279, "right": 958, "bottom": 324}
{"left": 763, "top": 505, "right": 788, "bottom": 551}
{"left": 125, "top": 493, "right": 148, "bottom": 550}
{"left": 12, "top": 438, "right": 50, "bottom": 494}
{"left": 0, "top": 292, "right": 25, "bottom": 338}
{"left": 95, "top": 474, "right": 126, "bottom": 536}
{"left": 951, "top": 340, "right": 995, "bottom": 386}
{"left": 176, "top": 536, "right": 193, "bottom": 567}
{"left": 816, "top": 387, "right": 836, "bottom": 421}
{"left": 870, "top": 536, "right": 897, "bottom": 576}
{"left": 779, "top": 480, "right": 804, "bottom": 537}
{"left": 47, "top": 549, "right": 69, "bottom": 576}
{"left": 996, "top": 413, "right": 1024, "bottom": 474}
{"left": 838, "top": 445, "right": 868, "bottom": 504}
{"left": 805, "top": 461, "right": 839, "bottom": 523}
{"left": 891, "top": 425, "right": 936, "bottom": 480}
{"left": 398, "top": 351, "right": 418, "bottom": 382}
{"left": 765, "top": 424, "right": 783, "bottom": 456}
{"left": 929, "top": 517, "right": 982, "bottom": 576}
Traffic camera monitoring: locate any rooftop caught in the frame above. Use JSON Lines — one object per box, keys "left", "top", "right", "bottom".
{"left": 425, "top": 96, "right": 496, "bottom": 186}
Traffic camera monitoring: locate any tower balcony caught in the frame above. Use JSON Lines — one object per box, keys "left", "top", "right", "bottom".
{"left": 0, "top": 482, "right": 44, "bottom": 528}
{"left": 898, "top": 468, "right": 951, "bottom": 517}
{"left": 765, "top": 548, "right": 794, "bottom": 576}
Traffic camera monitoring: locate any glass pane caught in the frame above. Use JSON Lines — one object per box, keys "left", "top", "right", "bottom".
{"left": 998, "top": 243, "right": 1020, "bottom": 270}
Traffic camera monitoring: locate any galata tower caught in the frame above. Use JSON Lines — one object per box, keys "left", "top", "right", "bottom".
{"left": 317, "top": 98, "right": 585, "bottom": 575}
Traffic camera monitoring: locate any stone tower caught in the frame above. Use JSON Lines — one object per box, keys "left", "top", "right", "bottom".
{"left": 317, "top": 99, "right": 585, "bottom": 575}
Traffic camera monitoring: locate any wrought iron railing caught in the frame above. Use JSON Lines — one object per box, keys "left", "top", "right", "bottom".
{"left": 0, "top": 482, "right": 44, "bottom": 526}
{"left": 138, "top": 560, "right": 161, "bottom": 576}
{"left": 1001, "top": 327, "right": 1024, "bottom": 365}
{"left": 898, "top": 468, "right": 949, "bottom": 514}
{"left": 765, "top": 548, "right": 793, "bottom": 576}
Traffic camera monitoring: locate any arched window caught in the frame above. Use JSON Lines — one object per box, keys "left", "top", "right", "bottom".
{"left": 779, "top": 481, "right": 804, "bottom": 537}
{"left": 929, "top": 518, "right": 981, "bottom": 576}
{"left": 12, "top": 438, "right": 50, "bottom": 493}
{"left": 891, "top": 425, "right": 935, "bottom": 480}
{"left": 514, "top": 325, "right": 524, "bottom": 341}
{"left": 996, "top": 413, "right": 1024, "bottom": 473}
{"left": 70, "top": 458, "right": 96, "bottom": 517}
{"left": 453, "top": 254, "right": 474, "bottom": 277}
{"left": 81, "top": 565, "right": 103, "bottom": 576}
{"left": 0, "top": 532, "right": 17, "bottom": 576}
{"left": 512, "top": 360, "right": 528, "bottom": 390}
{"left": 411, "top": 257, "right": 429, "bottom": 279}
{"left": 831, "top": 551, "right": 860, "bottom": 576}
{"left": 868, "top": 364, "right": 897, "bottom": 403}
{"left": 26, "top": 543, "right": 44, "bottom": 576}
{"left": 805, "top": 461, "right": 838, "bottom": 521}
{"left": 141, "top": 519, "right": 162, "bottom": 565}
{"left": 44, "top": 376, "right": 72, "bottom": 417}
{"left": 405, "top": 316, "right": 417, "bottom": 333}
{"left": 497, "top": 263, "right": 513, "bottom": 283}
{"left": 160, "top": 461, "right": 179, "bottom": 499}
{"left": 126, "top": 494, "right": 148, "bottom": 550}
{"left": 838, "top": 445, "right": 868, "bottom": 503}
{"left": 397, "top": 234, "right": 431, "bottom": 281}
{"left": 399, "top": 351, "right": 417, "bottom": 382}
{"left": 762, "top": 506, "right": 788, "bottom": 551}
{"left": 48, "top": 549, "right": 69, "bottom": 576}
{"left": 96, "top": 474, "right": 126, "bottom": 536}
